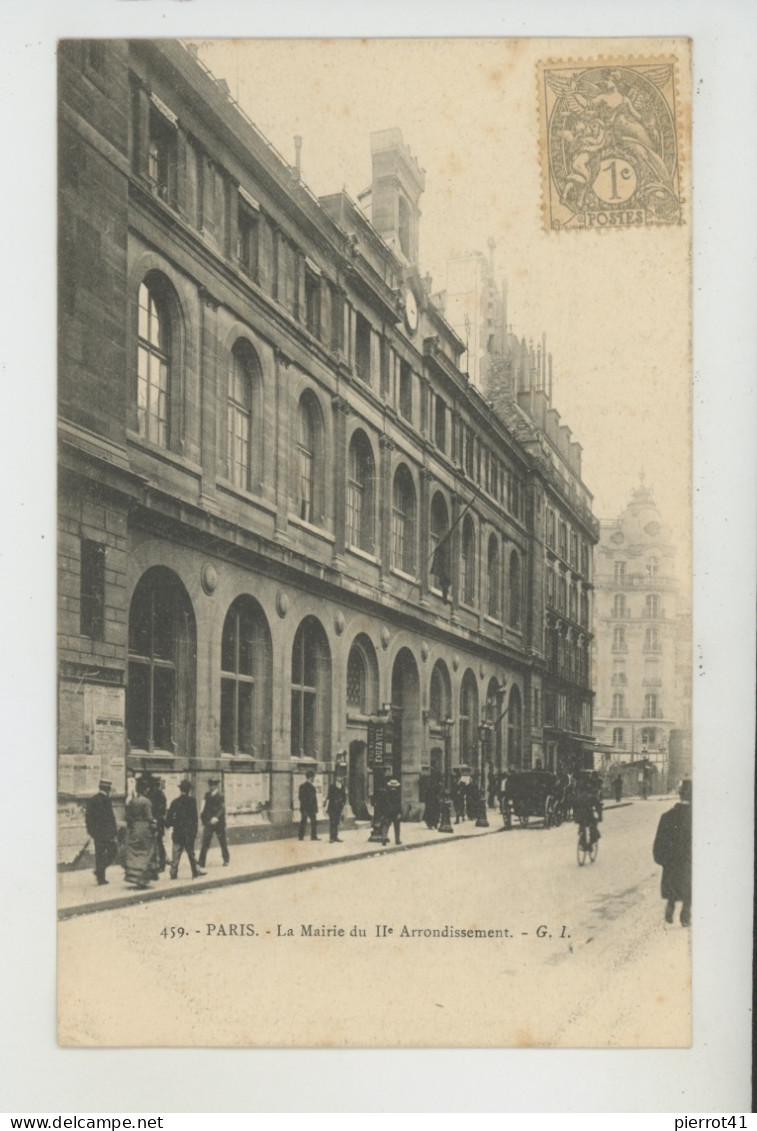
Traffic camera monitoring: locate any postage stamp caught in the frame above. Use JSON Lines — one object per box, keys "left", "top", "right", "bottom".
{"left": 538, "top": 58, "right": 684, "bottom": 231}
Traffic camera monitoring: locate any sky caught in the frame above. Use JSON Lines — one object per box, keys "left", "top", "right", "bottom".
{"left": 191, "top": 37, "right": 692, "bottom": 554}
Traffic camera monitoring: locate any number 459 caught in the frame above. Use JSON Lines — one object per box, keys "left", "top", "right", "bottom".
{"left": 160, "top": 926, "right": 186, "bottom": 938}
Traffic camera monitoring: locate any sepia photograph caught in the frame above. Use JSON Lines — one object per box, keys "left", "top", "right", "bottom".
{"left": 54, "top": 35, "right": 698, "bottom": 1050}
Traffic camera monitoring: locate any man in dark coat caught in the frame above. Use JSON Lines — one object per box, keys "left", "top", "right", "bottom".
{"left": 326, "top": 774, "right": 347, "bottom": 843}
{"left": 85, "top": 779, "right": 117, "bottom": 885}
{"left": 613, "top": 774, "right": 623, "bottom": 803}
{"left": 143, "top": 774, "right": 168, "bottom": 872}
{"left": 487, "top": 764, "right": 498, "bottom": 809}
{"left": 378, "top": 777, "right": 402, "bottom": 845}
{"left": 198, "top": 777, "right": 230, "bottom": 867}
{"left": 165, "top": 780, "right": 206, "bottom": 879}
{"left": 298, "top": 770, "right": 320, "bottom": 840}
{"left": 653, "top": 778, "right": 692, "bottom": 926}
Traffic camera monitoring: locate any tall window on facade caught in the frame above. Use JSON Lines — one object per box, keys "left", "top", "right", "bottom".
{"left": 464, "top": 428, "right": 475, "bottom": 477}
{"left": 296, "top": 394, "right": 321, "bottom": 524}
{"left": 346, "top": 635, "right": 378, "bottom": 717}
{"left": 127, "top": 567, "right": 196, "bottom": 755}
{"left": 391, "top": 465, "right": 416, "bottom": 575}
{"left": 430, "top": 493, "right": 451, "bottom": 597}
{"left": 508, "top": 550, "right": 521, "bottom": 627}
{"left": 220, "top": 597, "right": 271, "bottom": 756}
{"left": 137, "top": 279, "right": 171, "bottom": 447}
{"left": 558, "top": 574, "right": 567, "bottom": 614}
{"left": 613, "top": 625, "right": 626, "bottom": 651}
{"left": 613, "top": 727, "right": 624, "bottom": 747}
{"left": 290, "top": 617, "right": 331, "bottom": 759}
{"left": 399, "top": 361, "right": 412, "bottom": 421}
{"left": 459, "top": 671, "right": 478, "bottom": 766}
{"left": 487, "top": 534, "right": 500, "bottom": 618}
{"left": 434, "top": 395, "right": 446, "bottom": 451}
{"left": 647, "top": 557, "right": 659, "bottom": 578}
{"left": 641, "top": 726, "right": 657, "bottom": 746}
{"left": 80, "top": 539, "right": 106, "bottom": 640}
{"left": 612, "top": 692, "right": 625, "bottom": 716}
{"left": 644, "top": 626, "right": 660, "bottom": 651}
{"left": 227, "top": 342, "right": 256, "bottom": 490}
{"left": 558, "top": 521, "right": 567, "bottom": 559}
{"left": 645, "top": 593, "right": 660, "bottom": 618}
{"left": 614, "top": 561, "right": 626, "bottom": 584}
{"left": 507, "top": 686, "right": 523, "bottom": 767}
{"left": 580, "top": 590, "right": 589, "bottom": 628}
{"left": 581, "top": 541, "right": 590, "bottom": 577}
{"left": 346, "top": 430, "right": 375, "bottom": 552}
{"left": 148, "top": 109, "right": 176, "bottom": 202}
{"left": 430, "top": 662, "right": 451, "bottom": 723}
{"left": 643, "top": 693, "right": 660, "bottom": 719}
{"left": 355, "top": 312, "right": 372, "bottom": 383}
{"left": 237, "top": 199, "right": 259, "bottom": 278}
{"left": 305, "top": 267, "right": 321, "bottom": 338}
{"left": 613, "top": 593, "right": 626, "bottom": 618}
{"left": 461, "top": 515, "right": 476, "bottom": 605}
{"left": 546, "top": 508, "right": 556, "bottom": 549}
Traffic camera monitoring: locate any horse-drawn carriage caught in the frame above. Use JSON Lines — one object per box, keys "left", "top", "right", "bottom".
{"left": 501, "top": 770, "right": 564, "bottom": 829}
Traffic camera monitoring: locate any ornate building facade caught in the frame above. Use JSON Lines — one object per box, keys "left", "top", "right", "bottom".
{"left": 57, "top": 40, "right": 598, "bottom": 862}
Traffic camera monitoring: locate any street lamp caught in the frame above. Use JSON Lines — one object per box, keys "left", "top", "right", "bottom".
{"left": 476, "top": 721, "right": 493, "bottom": 827}
{"left": 438, "top": 716, "right": 454, "bottom": 834}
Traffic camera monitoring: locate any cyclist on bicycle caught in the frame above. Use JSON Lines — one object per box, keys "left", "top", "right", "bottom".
{"left": 574, "top": 779, "right": 602, "bottom": 848}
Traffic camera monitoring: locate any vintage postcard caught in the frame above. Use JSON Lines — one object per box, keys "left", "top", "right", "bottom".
{"left": 56, "top": 36, "right": 693, "bottom": 1048}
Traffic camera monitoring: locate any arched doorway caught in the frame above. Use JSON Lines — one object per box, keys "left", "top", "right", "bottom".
{"left": 390, "top": 647, "right": 421, "bottom": 804}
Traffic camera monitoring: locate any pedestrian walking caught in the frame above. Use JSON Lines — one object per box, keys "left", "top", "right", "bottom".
{"left": 487, "top": 764, "right": 498, "bottom": 809}
{"left": 165, "top": 780, "right": 206, "bottom": 879}
{"left": 198, "top": 777, "right": 230, "bottom": 867}
{"left": 613, "top": 774, "right": 623, "bottom": 803}
{"left": 84, "top": 778, "right": 117, "bottom": 886}
{"left": 123, "top": 775, "right": 159, "bottom": 889}
{"left": 653, "top": 778, "right": 692, "bottom": 927}
{"left": 378, "top": 777, "right": 402, "bottom": 845}
{"left": 143, "top": 774, "right": 167, "bottom": 872}
{"left": 298, "top": 770, "right": 320, "bottom": 841}
{"left": 450, "top": 770, "right": 464, "bottom": 823}
{"left": 423, "top": 776, "right": 441, "bottom": 829}
{"left": 466, "top": 776, "right": 479, "bottom": 821}
{"left": 326, "top": 774, "right": 347, "bottom": 843}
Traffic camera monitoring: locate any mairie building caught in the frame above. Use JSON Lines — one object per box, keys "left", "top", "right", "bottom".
{"left": 57, "top": 39, "right": 599, "bottom": 862}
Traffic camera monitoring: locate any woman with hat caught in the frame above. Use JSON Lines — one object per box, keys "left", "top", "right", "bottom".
{"left": 123, "top": 774, "right": 160, "bottom": 889}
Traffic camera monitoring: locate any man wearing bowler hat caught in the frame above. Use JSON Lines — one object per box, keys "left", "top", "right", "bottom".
{"left": 653, "top": 778, "right": 692, "bottom": 927}
{"left": 85, "top": 779, "right": 118, "bottom": 886}
{"left": 198, "top": 777, "right": 230, "bottom": 867}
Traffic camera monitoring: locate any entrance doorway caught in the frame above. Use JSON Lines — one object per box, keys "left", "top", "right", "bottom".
{"left": 348, "top": 739, "right": 370, "bottom": 820}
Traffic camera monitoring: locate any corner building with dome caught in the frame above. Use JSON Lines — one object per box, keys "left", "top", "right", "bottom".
{"left": 57, "top": 40, "right": 599, "bottom": 862}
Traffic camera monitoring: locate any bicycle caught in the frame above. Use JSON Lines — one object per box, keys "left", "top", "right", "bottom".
{"left": 576, "top": 821, "right": 599, "bottom": 866}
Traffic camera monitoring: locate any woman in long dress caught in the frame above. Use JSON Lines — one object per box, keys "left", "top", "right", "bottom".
{"left": 124, "top": 777, "right": 159, "bottom": 889}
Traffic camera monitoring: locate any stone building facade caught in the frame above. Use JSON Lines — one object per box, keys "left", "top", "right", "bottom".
{"left": 593, "top": 481, "right": 692, "bottom": 790}
{"left": 57, "top": 40, "right": 598, "bottom": 862}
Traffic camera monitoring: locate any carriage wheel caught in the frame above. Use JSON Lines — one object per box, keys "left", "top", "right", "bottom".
{"left": 553, "top": 803, "right": 563, "bottom": 828}
{"left": 589, "top": 839, "right": 598, "bottom": 863}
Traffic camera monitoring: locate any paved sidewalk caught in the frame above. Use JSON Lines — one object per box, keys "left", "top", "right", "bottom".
{"left": 58, "top": 798, "right": 639, "bottom": 920}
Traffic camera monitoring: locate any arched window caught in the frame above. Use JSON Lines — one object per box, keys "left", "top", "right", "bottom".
{"left": 459, "top": 670, "right": 479, "bottom": 767}
{"left": 346, "top": 430, "right": 375, "bottom": 552}
{"left": 296, "top": 392, "right": 324, "bottom": 525}
{"left": 509, "top": 550, "right": 521, "bottom": 627}
{"left": 391, "top": 465, "right": 416, "bottom": 575}
{"left": 612, "top": 727, "right": 624, "bottom": 747}
{"left": 220, "top": 596, "right": 272, "bottom": 756}
{"left": 127, "top": 567, "right": 196, "bottom": 755}
{"left": 461, "top": 515, "right": 476, "bottom": 605}
{"left": 613, "top": 593, "right": 626, "bottom": 618}
{"left": 345, "top": 635, "right": 379, "bottom": 717}
{"left": 290, "top": 617, "right": 331, "bottom": 758}
{"left": 613, "top": 625, "right": 626, "bottom": 651}
{"left": 645, "top": 594, "right": 660, "bottom": 618}
{"left": 487, "top": 534, "right": 500, "bottom": 618}
{"left": 644, "top": 626, "right": 660, "bottom": 651}
{"left": 507, "top": 686, "right": 522, "bottom": 768}
{"left": 227, "top": 341, "right": 261, "bottom": 490}
{"left": 429, "top": 661, "right": 451, "bottom": 723}
{"left": 612, "top": 692, "right": 625, "bottom": 717}
{"left": 137, "top": 278, "right": 172, "bottom": 447}
{"left": 430, "top": 492, "right": 451, "bottom": 597}
{"left": 643, "top": 693, "right": 660, "bottom": 719}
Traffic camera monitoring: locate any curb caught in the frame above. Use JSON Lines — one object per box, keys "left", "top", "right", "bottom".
{"left": 58, "top": 822, "right": 507, "bottom": 921}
